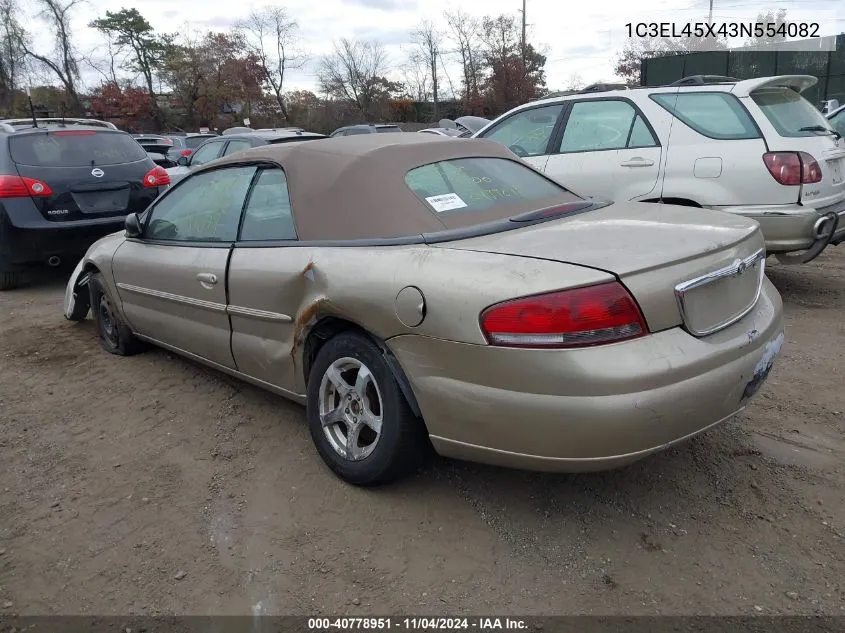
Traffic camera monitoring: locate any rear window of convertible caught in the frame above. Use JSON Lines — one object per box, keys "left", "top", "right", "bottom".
{"left": 404, "top": 157, "right": 574, "bottom": 215}
{"left": 10, "top": 131, "right": 148, "bottom": 167}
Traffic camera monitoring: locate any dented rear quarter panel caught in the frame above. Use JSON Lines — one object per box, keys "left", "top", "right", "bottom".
{"left": 226, "top": 244, "right": 613, "bottom": 395}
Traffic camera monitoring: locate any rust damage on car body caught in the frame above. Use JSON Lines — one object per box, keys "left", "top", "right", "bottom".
{"left": 290, "top": 258, "right": 333, "bottom": 365}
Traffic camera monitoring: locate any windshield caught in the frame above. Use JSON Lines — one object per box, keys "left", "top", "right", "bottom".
{"left": 10, "top": 131, "right": 148, "bottom": 166}
{"left": 751, "top": 88, "right": 835, "bottom": 137}
{"left": 405, "top": 157, "right": 578, "bottom": 218}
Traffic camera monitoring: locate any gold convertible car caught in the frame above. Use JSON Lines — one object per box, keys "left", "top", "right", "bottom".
{"left": 63, "top": 134, "right": 785, "bottom": 485}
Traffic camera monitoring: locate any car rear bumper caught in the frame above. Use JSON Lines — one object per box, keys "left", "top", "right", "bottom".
{"left": 0, "top": 206, "right": 125, "bottom": 270}
{"left": 387, "top": 279, "right": 783, "bottom": 473}
{"left": 712, "top": 198, "right": 845, "bottom": 253}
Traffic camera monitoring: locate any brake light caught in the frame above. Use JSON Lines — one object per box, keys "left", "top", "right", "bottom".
{"left": 179, "top": 149, "right": 192, "bottom": 157}
{"left": 799, "top": 152, "right": 822, "bottom": 183}
{"left": 0, "top": 175, "right": 53, "bottom": 198}
{"left": 763, "top": 152, "right": 822, "bottom": 185}
{"left": 143, "top": 166, "right": 170, "bottom": 187}
{"left": 480, "top": 281, "right": 648, "bottom": 348}
{"left": 52, "top": 130, "right": 96, "bottom": 136}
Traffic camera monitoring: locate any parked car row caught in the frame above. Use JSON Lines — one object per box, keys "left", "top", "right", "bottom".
{"left": 5, "top": 75, "right": 841, "bottom": 486}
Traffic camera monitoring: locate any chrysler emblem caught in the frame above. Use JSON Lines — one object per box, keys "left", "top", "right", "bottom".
{"left": 736, "top": 260, "right": 748, "bottom": 276}
{"left": 91, "top": 168, "right": 104, "bottom": 178}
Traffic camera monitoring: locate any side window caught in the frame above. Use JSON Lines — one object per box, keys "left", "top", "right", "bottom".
{"left": 146, "top": 166, "right": 256, "bottom": 242}
{"left": 628, "top": 115, "right": 658, "bottom": 147}
{"left": 830, "top": 110, "right": 845, "bottom": 138}
{"left": 190, "top": 141, "right": 224, "bottom": 166}
{"left": 224, "top": 140, "right": 253, "bottom": 156}
{"left": 240, "top": 169, "right": 297, "bottom": 241}
{"left": 559, "top": 100, "right": 644, "bottom": 153}
{"left": 650, "top": 92, "right": 760, "bottom": 140}
{"left": 480, "top": 104, "right": 563, "bottom": 157}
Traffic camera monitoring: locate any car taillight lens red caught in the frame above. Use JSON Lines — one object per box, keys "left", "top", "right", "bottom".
{"left": 179, "top": 149, "right": 192, "bottom": 157}
{"left": 0, "top": 174, "right": 53, "bottom": 198}
{"left": 143, "top": 166, "right": 170, "bottom": 187}
{"left": 480, "top": 281, "right": 648, "bottom": 348}
{"left": 763, "top": 152, "right": 822, "bottom": 185}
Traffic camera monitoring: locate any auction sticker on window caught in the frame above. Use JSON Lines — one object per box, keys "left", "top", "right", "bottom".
{"left": 425, "top": 193, "right": 467, "bottom": 212}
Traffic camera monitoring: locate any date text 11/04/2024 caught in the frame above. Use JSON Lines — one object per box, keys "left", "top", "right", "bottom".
{"left": 308, "top": 618, "right": 531, "bottom": 630}
{"left": 625, "top": 21, "right": 820, "bottom": 39}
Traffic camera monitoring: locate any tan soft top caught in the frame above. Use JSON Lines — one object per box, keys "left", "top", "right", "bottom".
{"left": 199, "top": 133, "right": 567, "bottom": 241}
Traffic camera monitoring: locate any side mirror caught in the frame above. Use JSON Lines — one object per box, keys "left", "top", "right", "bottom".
{"left": 125, "top": 212, "right": 142, "bottom": 238}
{"left": 176, "top": 155, "right": 189, "bottom": 167}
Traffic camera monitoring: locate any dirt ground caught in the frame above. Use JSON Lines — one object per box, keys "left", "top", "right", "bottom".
{"left": 0, "top": 249, "right": 843, "bottom": 617}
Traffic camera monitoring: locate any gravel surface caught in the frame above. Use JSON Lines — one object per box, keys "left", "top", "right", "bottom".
{"left": 0, "top": 251, "right": 842, "bottom": 616}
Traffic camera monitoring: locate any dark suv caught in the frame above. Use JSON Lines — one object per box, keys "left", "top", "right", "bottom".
{"left": 0, "top": 122, "right": 170, "bottom": 289}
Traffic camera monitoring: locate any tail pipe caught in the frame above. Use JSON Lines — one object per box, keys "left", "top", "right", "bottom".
{"left": 47, "top": 256, "right": 62, "bottom": 267}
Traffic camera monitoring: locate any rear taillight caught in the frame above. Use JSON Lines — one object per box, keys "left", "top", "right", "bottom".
{"left": 179, "top": 149, "right": 192, "bottom": 157}
{"left": 480, "top": 281, "right": 648, "bottom": 349}
{"left": 763, "top": 152, "right": 822, "bottom": 185}
{"left": 0, "top": 174, "right": 53, "bottom": 198}
{"left": 52, "top": 130, "right": 96, "bottom": 136}
{"left": 143, "top": 166, "right": 170, "bottom": 188}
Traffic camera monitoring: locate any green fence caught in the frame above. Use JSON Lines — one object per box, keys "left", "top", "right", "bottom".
{"left": 641, "top": 34, "right": 845, "bottom": 107}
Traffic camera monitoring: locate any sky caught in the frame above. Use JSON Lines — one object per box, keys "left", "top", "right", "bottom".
{"left": 20, "top": 0, "right": 845, "bottom": 95}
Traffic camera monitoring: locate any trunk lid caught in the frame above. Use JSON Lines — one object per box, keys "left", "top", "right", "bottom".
{"left": 740, "top": 82, "right": 845, "bottom": 209}
{"left": 432, "top": 201, "right": 766, "bottom": 335}
{"left": 10, "top": 130, "right": 161, "bottom": 222}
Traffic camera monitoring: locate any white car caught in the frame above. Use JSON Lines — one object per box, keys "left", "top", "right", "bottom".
{"left": 474, "top": 75, "right": 845, "bottom": 264}
{"left": 828, "top": 104, "right": 845, "bottom": 139}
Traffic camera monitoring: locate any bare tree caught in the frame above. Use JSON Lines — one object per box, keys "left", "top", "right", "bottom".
{"left": 237, "top": 6, "right": 307, "bottom": 122}
{"left": 410, "top": 20, "right": 442, "bottom": 119}
{"left": 565, "top": 72, "right": 584, "bottom": 90}
{"left": 0, "top": 0, "right": 27, "bottom": 114}
{"left": 318, "top": 38, "right": 390, "bottom": 118}
{"left": 21, "top": 0, "right": 83, "bottom": 113}
{"left": 444, "top": 10, "right": 482, "bottom": 108}
{"left": 82, "top": 38, "right": 123, "bottom": 86}
{"left": 401, "top": 57, "right": 429, "bottom": 102}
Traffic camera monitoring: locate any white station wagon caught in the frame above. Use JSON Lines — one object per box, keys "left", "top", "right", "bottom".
{"left": 474, "top": 75, "right": 845, "bottom": 264}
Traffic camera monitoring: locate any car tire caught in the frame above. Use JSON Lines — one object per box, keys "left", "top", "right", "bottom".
{"left": 0, "top": 271, "right": 23, "bottom": 291}
{"left": 306, "top": 331, "right": 428, "bottom": 486}
{"left": 88, "top": 272, "right": 144, "bottom": 356}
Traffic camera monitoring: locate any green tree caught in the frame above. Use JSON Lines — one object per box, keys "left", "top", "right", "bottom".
{"left": 90, "top": 8, "right": 172, "bottom": 127}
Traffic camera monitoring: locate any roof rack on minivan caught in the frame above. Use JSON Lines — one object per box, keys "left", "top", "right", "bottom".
{"left": 669, "top": 75, "right": 738, "bottom": 86}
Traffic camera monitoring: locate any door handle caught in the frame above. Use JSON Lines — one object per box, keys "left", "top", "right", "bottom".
{"left": 196, "top": 273, "right": 217, "bottom": 285}
{"left": 620, "top": 157, "right": 655, "bottom": 167}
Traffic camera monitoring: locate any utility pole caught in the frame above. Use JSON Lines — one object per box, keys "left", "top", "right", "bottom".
{"left": 708, "top": 0, "right": 714, "bottom": 24}
{"left": 521, "top": 0, "right": 527, "bottom": 69}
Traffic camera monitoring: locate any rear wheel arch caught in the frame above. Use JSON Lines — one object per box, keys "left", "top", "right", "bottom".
{"left": 303, "top": 316, "right": 423, "bottom": 419}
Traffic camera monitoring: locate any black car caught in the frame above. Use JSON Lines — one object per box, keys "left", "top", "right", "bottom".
{"left": 0, "top": 123, "right": 170, "bottom": 289}
{"left": 167, "top": 130, "right": 326, "bottom": 184}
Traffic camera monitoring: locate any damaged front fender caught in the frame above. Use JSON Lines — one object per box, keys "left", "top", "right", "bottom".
{"left": 63, "top": 258, "right": 93, "bottom": 322}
